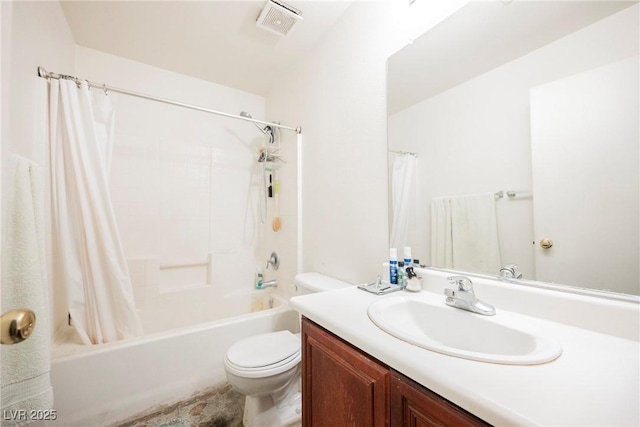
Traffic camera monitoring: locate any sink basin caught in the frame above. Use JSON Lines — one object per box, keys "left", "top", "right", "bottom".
{"left": 367, "top": 296, "right": 561, "bottom": 365}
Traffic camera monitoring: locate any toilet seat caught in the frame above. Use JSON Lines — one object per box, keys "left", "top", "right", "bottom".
{"left": 225, "top": 331, "right": 301, "bottom": 379}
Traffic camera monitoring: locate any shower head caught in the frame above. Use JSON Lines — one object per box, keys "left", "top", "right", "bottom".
{"left": 240, "top": 111, "right": 270, "bottom": 135}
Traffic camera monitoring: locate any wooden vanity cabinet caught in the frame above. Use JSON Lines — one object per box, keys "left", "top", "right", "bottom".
{"left": 301, "top": 316, "right": 390, "bottom": 427}
{"left": 301, "top": 317, "right": 490, "bottom": 427}
{"left": 390, "top": 371, "right": 490, "bottom": 427}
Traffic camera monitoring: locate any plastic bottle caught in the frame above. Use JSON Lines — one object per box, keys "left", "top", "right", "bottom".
{"left": 398, "top": 261, "right": 405, "bottom": 287}
{"left": 389, "top": 248, "right": 398, "bottom": 285}
{"left": 403, "top": 247, "right": 412, "bottom": 268}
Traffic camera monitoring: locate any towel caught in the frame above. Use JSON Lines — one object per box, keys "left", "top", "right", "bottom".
{"left": 431, "top": 193, "right": 501, "bottom": 274}
{"left": 430, "top": 196, "right": 453, "bottom": 268}
{"left": 1, "top": 155, "right": 53, "bottom": 426}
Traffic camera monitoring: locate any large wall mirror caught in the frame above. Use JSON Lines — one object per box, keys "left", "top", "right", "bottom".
{"left": 387, "top": 1, "right": 639, "bottom": 297}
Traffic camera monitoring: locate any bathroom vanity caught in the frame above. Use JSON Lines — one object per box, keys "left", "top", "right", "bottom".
{"left": 302, "top": 317, "right": 488, "bottom": 426}
{"left": 290, "top": 269, "right": 640, "bottom": 426}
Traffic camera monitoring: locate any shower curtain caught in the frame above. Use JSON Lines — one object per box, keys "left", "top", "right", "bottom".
{"left": 48, "top": 79, "right": 142, "bottom": 344}
{"left": 390, "top": 153, "right": 416, "bottom": 249}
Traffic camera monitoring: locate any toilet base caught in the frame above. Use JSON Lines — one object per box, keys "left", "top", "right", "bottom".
{"left": 242, "top": 376, "right": 301, "bottom": 427}
{"left": 243, "top": 393, "right": 301, "bottom": 427}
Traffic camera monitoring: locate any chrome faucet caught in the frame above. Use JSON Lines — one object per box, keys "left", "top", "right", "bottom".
{"left": 499, "top": 264, "right": 522, "bottom": 280}
{"left": 260, "top": 279, "right": 278, "bottom": 289}
{"left": 255, "top": 272, "right": 277, "bottom": 289}
{"left": 444, "top": 276, "right": 495, "bottom": 316}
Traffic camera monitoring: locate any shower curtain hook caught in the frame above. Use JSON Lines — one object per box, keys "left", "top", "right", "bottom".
{"left": 103, "top": 84, "right": 108, "bottom": 96}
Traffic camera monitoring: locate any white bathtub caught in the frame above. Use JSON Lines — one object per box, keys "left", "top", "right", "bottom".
{"left": 41, "top": 290, "right": 298, "bottom": 426}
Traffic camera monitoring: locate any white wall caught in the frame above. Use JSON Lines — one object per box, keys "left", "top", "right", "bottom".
{"left": 2, "top": 1, "right": 75, "bottom": 166}
{"left": 74, "top": 47, "right": 269, "bottom": 333}
{"left": 388, "top": 4, "right": 639, "bottom": 280}
{"left": 265, "top": 2, "right": 389, "bottom": 287}
{"left": 266, "top": 0, "right": 469, "bottom": 287}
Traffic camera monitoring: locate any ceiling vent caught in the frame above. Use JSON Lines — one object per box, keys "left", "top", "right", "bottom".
{"left": 256, "top": 0, "right": 303, "bottom": 36}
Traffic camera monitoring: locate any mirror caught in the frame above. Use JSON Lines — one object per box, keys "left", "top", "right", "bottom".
{"left": 387, "top": 1, "right": 639, "bottom": 296}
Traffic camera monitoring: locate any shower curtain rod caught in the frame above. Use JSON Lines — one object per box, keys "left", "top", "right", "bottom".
{"left": 37, "top": 66, "right": 302, "bottom": 134}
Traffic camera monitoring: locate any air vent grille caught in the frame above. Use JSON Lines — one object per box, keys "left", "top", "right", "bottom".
{"left": 256, "top": 0, "right": 303, "bottom": 36}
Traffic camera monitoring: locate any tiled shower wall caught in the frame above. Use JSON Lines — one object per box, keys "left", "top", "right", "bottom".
{"left": 74, "top": 47, "right": 269, "bottom": 326}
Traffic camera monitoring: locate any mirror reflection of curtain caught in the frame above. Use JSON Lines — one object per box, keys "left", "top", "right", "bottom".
{"left": 431, "top": 193, "right": 501, "bottom": 274}
{"left": 49, "top": 79, "right": 143, "bottom": 344}
{"left": 390, "top": 153, "right": 416, "bottom": 250}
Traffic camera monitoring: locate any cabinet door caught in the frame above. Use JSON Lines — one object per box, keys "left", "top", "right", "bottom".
{"left": 390, "top": 372, "right": 490, "bottom": 427}
{"left": 302, "top": 317, "right": 390, "bottom": 427}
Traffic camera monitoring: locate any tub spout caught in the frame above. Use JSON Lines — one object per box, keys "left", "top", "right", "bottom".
{"left": 259, "top": 279, "right": 278, "bottom": 289}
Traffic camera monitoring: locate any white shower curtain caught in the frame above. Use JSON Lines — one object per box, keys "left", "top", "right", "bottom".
{"left": 49, "top": 79, "right": 142, "bottom": 344}
{"left": 390, "top": 153, "right": 416, "bottom": 249}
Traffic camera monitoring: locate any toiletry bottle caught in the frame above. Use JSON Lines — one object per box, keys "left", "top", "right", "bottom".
{"left": 255, "top": 271, "right": 264, "bottom": 289}
{"left": 389, "top": 248, "right": 398, "bottom": 285}
{"left": 398, "top": 261, "right": 405, "bottom": 288}
{"left": 403, "top": 247, "right": 412, "bottom": 269}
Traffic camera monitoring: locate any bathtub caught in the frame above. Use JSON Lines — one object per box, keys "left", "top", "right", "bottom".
{"left": 41, "top": 290, "right": 298, "bottom": 426}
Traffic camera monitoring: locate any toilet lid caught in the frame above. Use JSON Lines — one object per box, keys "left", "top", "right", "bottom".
{"left": 227, "top": 330, "right": 300, "bottom": 369}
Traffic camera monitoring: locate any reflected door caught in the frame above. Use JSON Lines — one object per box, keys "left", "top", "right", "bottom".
{"left": 529, "top": 57, "right": 639, "bottom": 294}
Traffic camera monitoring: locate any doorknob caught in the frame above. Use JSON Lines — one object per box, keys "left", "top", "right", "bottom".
{"left": 1, "top": 308, "right": 36, "bottom": 345}
{"left": 539, "top": 239, "right": 553, "bottom": 249}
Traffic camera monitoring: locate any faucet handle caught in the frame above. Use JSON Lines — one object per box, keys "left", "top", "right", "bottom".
{"left": 266, "top": 251, "right": 280, "bottom": 271}
{"left": 447, "top": 276, "right": 473, "bottom": 291}
{"left": 500, "top": 264, "right": 522, "bottom": 279}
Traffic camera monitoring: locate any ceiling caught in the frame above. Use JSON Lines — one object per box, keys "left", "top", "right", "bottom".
{"left": 388, "top": 1, "right": 638, "bottom": 115}
{"left": 60, "top": 1, "right": 352, "bottom": 96}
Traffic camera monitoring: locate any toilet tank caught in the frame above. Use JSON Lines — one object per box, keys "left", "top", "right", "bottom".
{"left": 293, "top": 272, "right": 351, "bottom": 296}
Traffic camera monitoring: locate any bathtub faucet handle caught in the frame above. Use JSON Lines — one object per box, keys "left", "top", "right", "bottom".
{"left": 266, "top": 251, "right": 279, "bottom": 271}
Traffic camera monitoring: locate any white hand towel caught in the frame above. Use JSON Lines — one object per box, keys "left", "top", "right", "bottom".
{"left": 449, "top": 193, "right": 501, "bottom": 274}
{"left": 431, "top": 193, "right": 501, "bottom": 274}
{"left": 1, "top": 155, "right": 53, "bottom": 426}
{"left": 430, "top": 196, "right": 454, "bottom": 268}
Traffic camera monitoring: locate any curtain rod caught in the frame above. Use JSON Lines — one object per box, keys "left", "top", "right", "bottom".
{"left": 37, "top": 66, "right": 302, "bottom": 134}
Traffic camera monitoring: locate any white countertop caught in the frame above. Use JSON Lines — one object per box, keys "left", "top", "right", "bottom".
{"left": 290, "top": 285, "right": 640, "bottom": 426}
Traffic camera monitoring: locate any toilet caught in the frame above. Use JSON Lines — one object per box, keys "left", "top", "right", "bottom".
{"left": 224, "top": 273, "right": 351, "bottom": 427}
